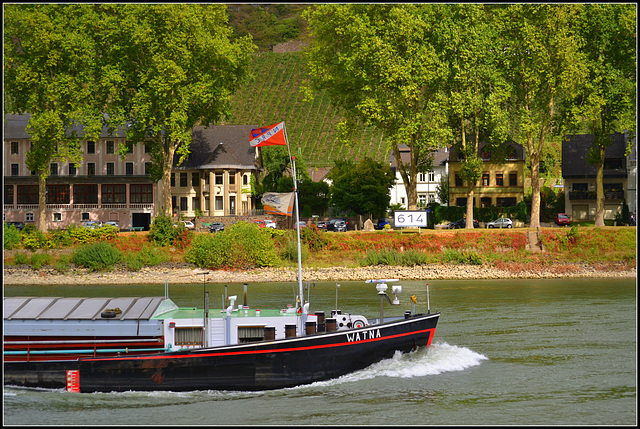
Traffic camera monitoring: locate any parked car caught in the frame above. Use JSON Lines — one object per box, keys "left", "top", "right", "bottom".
{"left": 295, "top": 221, "right": 307, "bottom": 228}
{"left": 104, "top": 221, "right": 119, "bottom": 229}
{"left": 173, "top": 220, "right": 195, "bottom": 230}
{"left": 82, "top": 220, "right": 103, "bottom": 229}
{"left": 6, "top": 221, "right": 25, "bottom": 230}
{"left": 555, "top": 213, "right": 571, "bottom": 226}
{"left": 333, "top": 220, "right": 347, "bottom": 232}
{"left": 326, "top": 218, "right": 349, "bottom": 231}
{"left": 485, "top": 218, "right": 513, "bottom": 229}
{"left": 208, "top": 222, "right": 225, "bottom": 233}
{"left": 374, "top": 218, "right": 390, "bottom": 230}
{"left": 315, "top": 220, "right": 327, "bottom": 230}
{"left": 264, "top": 220, "right": 277, "bottom": 229}
{"left": 254, "top": 220, "right": 266, "bottom": 228}
{"left": 447, "top": 218, "right": 479, "bottom": 229}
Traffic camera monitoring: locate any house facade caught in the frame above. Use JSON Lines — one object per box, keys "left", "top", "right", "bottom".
{"left": 389, "top": 145, "right": 450, "bottom": 208}
{"left": 562, "top": 132, "right": 634, "bottom": 221}
{"left": 3, "top": 114, "right": 259, "bottom": 230}
{"left": 448, "top": 141, "right": 526, "bottom": 208}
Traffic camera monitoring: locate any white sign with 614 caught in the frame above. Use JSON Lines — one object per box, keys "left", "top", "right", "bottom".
{"left": 394, "top": 210, "right": 428, "bottom": 227}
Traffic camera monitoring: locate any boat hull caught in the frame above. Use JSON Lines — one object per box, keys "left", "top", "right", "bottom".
{"left": 77, "top": 313, "right": 439, "bottom": 392}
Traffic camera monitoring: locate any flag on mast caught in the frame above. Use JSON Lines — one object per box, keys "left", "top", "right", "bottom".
{"left": 250, "top": 122, "right": 287, "bottom": 147}
{"left": 262, "top": 192, "right": 295, "bottom": 217}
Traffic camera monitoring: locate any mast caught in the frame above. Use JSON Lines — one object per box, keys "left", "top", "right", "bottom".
{"left": 282, "top": 125, "right": 305, "bottom": 331}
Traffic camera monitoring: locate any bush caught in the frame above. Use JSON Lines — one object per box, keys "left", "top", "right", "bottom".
{"left": 148, "top": 215, "right": 179, "bottom": 246}
{"left": 3, "top": 223, "right": 22, "bottom": 250}
{"left": 186, "top": 221, "right": 278, "bottom": 269}
{"left": 441, "top": 248, "right": 483, "bottom": 265}
{"left": 13, "top": 252, "right": 30, "bottom": 265}
{"left": 123, "top": 245, "right": 170, "bottom": 271}
{"left": 279, "top": 238, "right": 309, "bottom": 263}
{"left": 30, "top": 252, "right": 51, "bottom": 270}
{"left": 71, "top": 242, "right": 122, "bottom": 271}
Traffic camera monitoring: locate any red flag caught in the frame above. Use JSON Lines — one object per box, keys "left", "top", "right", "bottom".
{"left": 250, "top": 122, "right": 287, "bottom": 147}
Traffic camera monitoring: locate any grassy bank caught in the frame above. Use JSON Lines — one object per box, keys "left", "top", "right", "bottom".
{"left": 3, "top": 223, "right": 636, "bottom": 275}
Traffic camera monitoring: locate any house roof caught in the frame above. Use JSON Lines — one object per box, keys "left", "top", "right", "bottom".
{"left": 448, "top": 141, "right": 526, "bottom": 162}
{"left": 562, "top": 133, "right": 630, "bottom": 179}
{"left": 389, "top": 145, "right": 450, "bottom": 168}
{"left": 3, "top": 113, "right": 127, "bottom": 139}
{"left": 173, "top": 125, "right": 259, "bottom": 171}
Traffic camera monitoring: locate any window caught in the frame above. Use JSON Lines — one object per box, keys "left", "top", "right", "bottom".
{"left": 497, "top": 197, "right": 517, "bottom": 207}
{"left": 11, "top": 142, "right": 19, "bottom": 155}
{"left": 50, "top": 163, "right": 58, "bottom": 176}
{"left": 87, "top": 141, "right": 95, "bottom": 154}
{"left": 144, "top": 162, "right": 152, "bottom": 175}
{"left": 74, "top": 184, "right": 98, "bottom": 204}
{"left": 604, "top": 158, "right": 623, "bottom": 170}
{"left": 102, "top": 184, "right": 126, "bottom": 203}
{"left": 82, "top": 212, "right": 90, "bottom": 221}
{"left": 144, "top": 144, "right": 151, "bottom": 153}
{"left": 17, "top": 185, "right": 39, "bottom": 204}
{"left": 171, "top": 173, "right": 176, "bottom": 187}
{"left": 418, "top": 194, "right": 427, "bottom": 207}
{"left": 419, "top": 173, "right": 426, "bottom": 182}
{"left": 455, "top": 173, "right": 463, "bottom": 187}
{"left": 228, "top": 173, "right": 235, "bottom": 185}
{"left": 215, "top": 173, "right": 223, "bottom": 185}
{"left": 69, "top": 163, "right": 77, "bottom": 176}
{"left": 26, "top": 213, "right": 34, "bottom": 222}
{"left": 46, "top": 185, "right": 70, "bottom": 204}
{"left": 11, "top": 164, "right": 19, "bottom": 176}
{"left": 125, "top": 142, "right": 133, "bottom": 154}
{"left": 4, "top": 185, "right": 14, "bottom": 205}
{"left": 604, "top": 183, "right": 623, "bottom": 192}
{"left": 191, "top": 172, "right": 199, "bottom": 187}
{"left": 481, "top": 150, "right": 491, "bottom": 160}
{"left": 192, "top": 197, "right": 200, "bottom": 211}
{"left": 573, "top": 183, "right": 588, "bottom": 191}
{"left": 180, "top": 197, "right": 188, "bottom": 211}
{"left": 215, "top": 196, "right": 223, "bottom": 210}
{"left": 174, "top": 327, "right": 203, "bottom": 346}
{"left": 172, "top": 196, "right": 177, "bottom": 212}
{"left": 53, "top": 213, "right": 62, "bottom": 222}
{"left": 507, "top": 147, "right": 517, "bottom": 160}
{"left": 480, "top": 197, "right": 492, "bottom": 208}
{"left": 509, "top": 172, "right": 518, "bottom": 186}
{"left": 180, "top": 173, "right": 187, "bottom": 187}
{"left": 106, "top": 141, "right": 115, "bottom": 154}
{"left": 428, "top": 172, "right": 435, "bottom": 182}
{"left": 482, "top": 172, "right": 490, "bottom": 186}
{"left": 243, "top": 174, "right": 249, "bottom": 185}
{"left": 495, "top": 172, "right": 504, "bottom": 187}
{"left": 126, "top": 162, "right": 134, "bottom": 175}
{"left": 87, "top": 163, "right": 96, "bottom": 176}
{"left": 456, "top": 198, "right": 467, "bottom": 207}
{"left": 238, "top": 326, "right": 265, "bottom": 344}
{"left": 130, "top": 184, "right": 153, "bottom": 203}
{"left": 106, "top": 162, "right": 115, "bottom": 176}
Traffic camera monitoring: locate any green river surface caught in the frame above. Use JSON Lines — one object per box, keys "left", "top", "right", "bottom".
{"left": 3, "top": 277, "right": 636, "bottom": 425}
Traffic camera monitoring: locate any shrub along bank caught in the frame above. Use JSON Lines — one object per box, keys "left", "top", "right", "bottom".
{"left": 3, "top": 221, "right": 636, "bottom": 273}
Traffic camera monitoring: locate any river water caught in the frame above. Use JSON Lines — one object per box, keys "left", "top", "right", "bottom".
{"left": 3, "top": 278, "right": 636, "bottom": 426}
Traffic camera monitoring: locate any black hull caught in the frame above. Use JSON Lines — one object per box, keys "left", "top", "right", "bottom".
{"left": 4, "top": 360, "right": 80, "bottom": 389}
{"left": 77, "top": 313, "right": 439, "bottom": 392}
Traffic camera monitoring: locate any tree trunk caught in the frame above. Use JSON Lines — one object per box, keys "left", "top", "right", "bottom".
{"left": 594, "top": 160, "right": 605, "bottom": 227}
{"left": 466, "top": 188, "right": 474, "bottom": 229}
{"left": 38, "top": 172, "right": 47, "bottom": 231}
{"left": 160, "top": 144, "right": 176, "bottom": 217}
{"left": 529, "top": 148, "right": 541, "bottom": 229}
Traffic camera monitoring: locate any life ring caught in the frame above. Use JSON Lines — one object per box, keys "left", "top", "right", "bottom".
{"left": 352, "top": 318, "right": 367, "bottom": 329}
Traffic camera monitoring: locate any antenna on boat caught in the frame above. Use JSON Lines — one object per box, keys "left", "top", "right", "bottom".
{"left": 335, "top": 283, "right": 340, "bottom": 311}
{"left": 426, "top": 283, "right": 430, "bottom": 314}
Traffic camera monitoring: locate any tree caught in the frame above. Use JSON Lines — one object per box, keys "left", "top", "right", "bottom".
{"left": 4, "top": 4, "right": 103, "bottom": 231}
{"left": 439, "top": 4, "right": 511, "bottom": 228}
{"left": 327, "top": 158, "right": 395, "bottom": 218}
{"left": 95, "top": 4, "right": 255, "bottom": 216}
{"left": 494, "top": 4, "right": 587, "bottom": 228}
{"left": 303, "top": 4, "right": 450, "bottom": 211}
{"left": 563, "top": 4, "right": 636, "bottom": 227}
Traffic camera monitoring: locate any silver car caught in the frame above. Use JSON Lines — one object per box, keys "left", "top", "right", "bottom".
{"left": 485, "top": 217, "right": 513, "bottom": 228}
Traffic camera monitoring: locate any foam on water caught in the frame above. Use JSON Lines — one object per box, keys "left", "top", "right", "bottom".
{"left": 301, "top": 341, "right": 488, "bottom": 389}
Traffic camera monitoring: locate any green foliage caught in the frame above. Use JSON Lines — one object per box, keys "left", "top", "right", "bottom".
{"left": 299, "top": 225, "right": 329, "bottom": 252}
{"left": 186, "top": 221, "right": 278, "bottom": 269}
{"left": 360, "top": 248, "right": 430, "bottom": 267}
{"left": 441, "top": 248, "right": 483, "bottom": 265}
{"left": 328, "top": 158, "right": 395, "bottom": 217}
{"left": 71, "top": 242, "right": 122, "bottom": 271}
{"left": 149, "top": 215, "right": 179, "bottom": 246}
{"left": 53, "top": 254, "right": 71, "bottom": 274}
{"left": 3, "top": 223, "right": 22, "bottom": 250}
{"left": 13, "top": 252, "right": 30, "bottom": 265}
{"left": 123, "top": 245, "right": 170, "bottom": 271}
{"left": 279, "top": 238, "right": 309, "bottom": 263}
{"left": 29, "top": 252, "right": 51, "bottom": 270}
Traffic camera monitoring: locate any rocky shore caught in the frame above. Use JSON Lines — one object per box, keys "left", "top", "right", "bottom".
{"left": 3, "top": 262, "right": 635, "bottom": 286}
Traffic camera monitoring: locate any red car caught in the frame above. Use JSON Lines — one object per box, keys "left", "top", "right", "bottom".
{"left": 254, "top": 220, "right": 266, "bottom": 228}
{"left": 555, "top": 213, "right": 571, "bottom": 226}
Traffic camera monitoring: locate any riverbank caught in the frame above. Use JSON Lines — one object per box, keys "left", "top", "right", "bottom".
{"left": 3, "top": 261, "right": 635, "bottom": 285}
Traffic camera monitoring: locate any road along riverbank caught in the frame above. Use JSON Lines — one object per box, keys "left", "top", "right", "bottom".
{"left": 3, "top": 262, "right": 635, "bottom": 286}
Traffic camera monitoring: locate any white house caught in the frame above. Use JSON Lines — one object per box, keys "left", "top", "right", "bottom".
{"left": 388, "top": 145, "right": 450, "bottom": 208}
